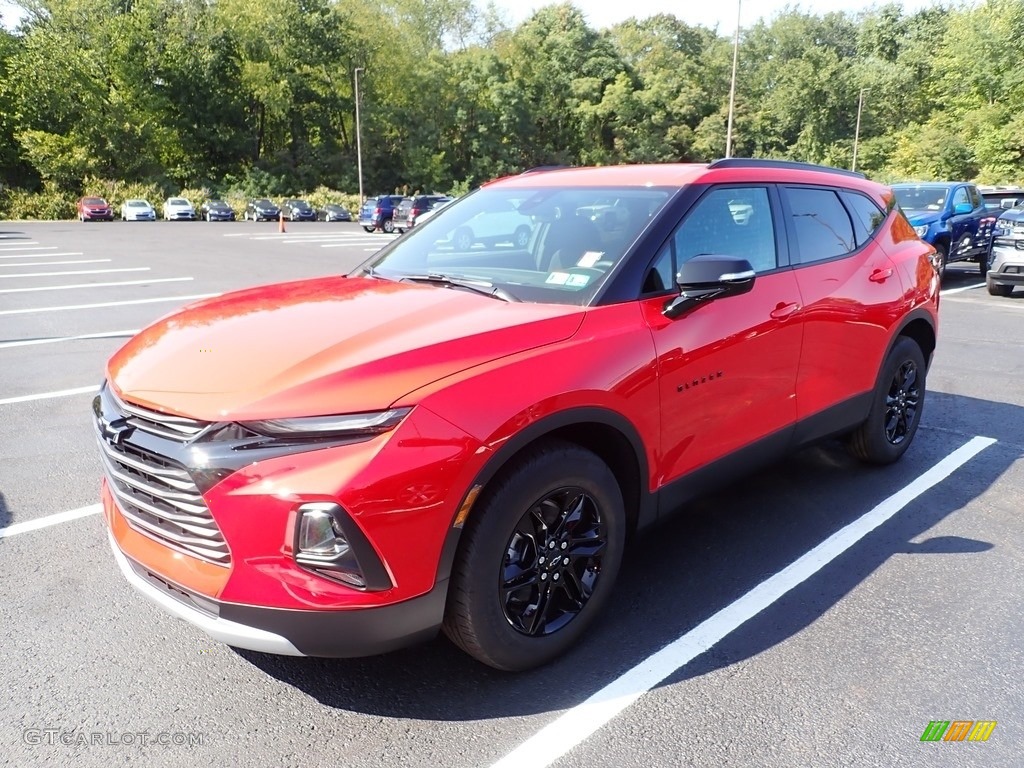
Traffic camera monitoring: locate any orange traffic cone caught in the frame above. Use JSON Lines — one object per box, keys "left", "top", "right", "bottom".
{"left": 279, "top": 211, "right": 286, "bottom": 233}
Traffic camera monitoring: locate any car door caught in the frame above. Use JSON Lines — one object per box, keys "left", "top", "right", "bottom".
{"left": 639, "top": 185, "right": 803, "bottom": 486}
{"left": 781, "top": 185, "right": 906, "bottom": 432}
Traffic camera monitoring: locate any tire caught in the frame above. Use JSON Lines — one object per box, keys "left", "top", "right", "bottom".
{"left": 382, "top": 218, "right": 395, "bottom": 234}
{"left": 979, "top": 246, "right": 991, "bottom": 277}
{"left": 363, "top": 226, "right": 375, "bottom": 233}
{"left": 513, "top": 225, "right": 531, "bottom": 248}
{"left": 443, "top": 440, "right": 626, "bottom": 671}
{"left": 453, "top": 226, "right": 474, "bottom": 251}
{"left": 848, "top": 336, "right": 926, "bottom": 465}
{"left": 987, "top": 279, "right": 1014, "bottom": 297}
{"left": 933, "top": 240, "right": 948, "bottom": 280}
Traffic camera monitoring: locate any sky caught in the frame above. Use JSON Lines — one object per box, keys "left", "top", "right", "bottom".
{"left": 490, "top": 0, "right": 939, "bottom": 34}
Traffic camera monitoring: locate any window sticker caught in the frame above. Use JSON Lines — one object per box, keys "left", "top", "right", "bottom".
{"left": 576, "top": 251, "right": 604, "bottom": 268}
{"left": 566, "top": 273, "right": 591, "bottom": 287}
{"left": 545, "top": 271, "right": 571, "bottom": 285}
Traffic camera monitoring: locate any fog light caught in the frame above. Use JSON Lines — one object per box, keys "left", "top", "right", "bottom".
{"left": 297, "top": 507, "right": 351, "bottom": 560}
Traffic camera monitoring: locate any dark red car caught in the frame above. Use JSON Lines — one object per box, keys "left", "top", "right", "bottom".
{"left": 96, "top": 160, "right": 938, "bottom": 670}
{"left": 77, "top": 196, "right": 114, "bottom": 221}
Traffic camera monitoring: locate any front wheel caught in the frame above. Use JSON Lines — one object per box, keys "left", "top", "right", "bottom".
{"left": 848, "top": 336, "right": 926, "bottom": 465}
{"left": 443, "top": 441, "right": 626, "bottom": 671}
{"left": 987, "top": 279, "right": 1014, "bottom": 297}
{"left": 933, "top": 241, "right": 948, "bottom": 280}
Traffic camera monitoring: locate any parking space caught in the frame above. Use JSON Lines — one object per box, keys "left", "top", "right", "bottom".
{"left": 1, "top": 222, "right": 1021, "bottom": 766}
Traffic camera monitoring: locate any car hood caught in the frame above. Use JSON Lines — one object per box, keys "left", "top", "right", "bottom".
{"left": 998, "top": 209, "right": 1024, "bottom": 224}
{"left": 107, "top": 276, "right": 584, "bottom": 421}
{"left": 902, "top": 210, "right": 942, "bottom": 226}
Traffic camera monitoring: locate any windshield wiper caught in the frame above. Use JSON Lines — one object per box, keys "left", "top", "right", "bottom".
{"left": 397, "top": 273, "right": 518, "bottom": 302}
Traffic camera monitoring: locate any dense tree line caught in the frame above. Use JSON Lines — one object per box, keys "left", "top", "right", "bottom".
{"left": 1, "top": 0, "right": 1023, "bottom": 216}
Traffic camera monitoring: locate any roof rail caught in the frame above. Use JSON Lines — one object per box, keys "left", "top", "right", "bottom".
{"left": 708, "top": 158, "right": 866, "bottom": 179}
{"left": 520, "top": 165, "right": 571, "bottom": 175}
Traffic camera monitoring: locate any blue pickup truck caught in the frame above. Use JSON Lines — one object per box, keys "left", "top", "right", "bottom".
{"left": 892, "top": 182, "right": 998, "bottom": 278}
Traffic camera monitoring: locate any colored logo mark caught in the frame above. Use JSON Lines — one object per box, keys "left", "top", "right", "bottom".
{"left": 920, "top": 720, "right": 997, "bottom": 742}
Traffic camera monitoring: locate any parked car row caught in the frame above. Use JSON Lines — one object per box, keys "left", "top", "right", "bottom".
{"left": 359, "top": 194, "right": 453, "bottom": 233}
{"left": 75, "top": 196, "right": 353, "bottom": 223}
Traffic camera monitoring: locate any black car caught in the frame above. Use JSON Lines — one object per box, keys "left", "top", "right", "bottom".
{"left": 358, "top": 194, "right": 404, "bottom": 233}
{"left": 281, "top": 199, "right": 317, "bottom": 222}
{"left": 318, "top": 204, "right": 353, "bottom": 222}
{"left": 244, "top": 198, "right": 282, "bottom": 222}
{"left": 199, "top": 200, "right": 237, "bottom": 222}
{"left": 393, "top": 195, "right": 452, "bottom": 233}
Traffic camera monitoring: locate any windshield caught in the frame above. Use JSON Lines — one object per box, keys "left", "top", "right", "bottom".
{"left": 168, "top": 198, "right": 188, "bottom": 205}
{"left": 255, "top": 199, "right": 273, "bottom": 206}
{"left": 893, "top": 186, "right": 948, "bottom": 211}
{"left": 84, "top": 197, "right": 105, "bottom": 205}
{"left": 127, "top": 200, "right": 147, "bottom": 207}
{"left": 355, "top": 185, "right": 671, "bottom": 306}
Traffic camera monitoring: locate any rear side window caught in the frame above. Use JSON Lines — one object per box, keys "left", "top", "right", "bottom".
{"left": 840, "top": 191, "right": 886, "bottom": 247}
{"left": 784, "top": 187, "right": 856, "bottom": 264}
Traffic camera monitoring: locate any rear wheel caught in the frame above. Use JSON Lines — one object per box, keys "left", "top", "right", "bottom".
{"left": 443, "top": 441, "right": 625, "bottom": 671}
{"left": 382, "top": 218, "right": 395, "bottom": 234}
{"left": 848, "top": 336, "right": 926, "bottom": 465}
{"left": 363, "top": 225, "right": 375, "bottom": 233}
{"left": 513, "top": 225, "right": 532, "bottom": 248}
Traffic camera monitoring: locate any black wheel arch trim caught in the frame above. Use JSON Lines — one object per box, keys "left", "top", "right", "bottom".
{"left": 884, "top": 306, "right": 937, "bottom": 373}
{"left": 433, "top": 406, "right": 653, "bottom": 585}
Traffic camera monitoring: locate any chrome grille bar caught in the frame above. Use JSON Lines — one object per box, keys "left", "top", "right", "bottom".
{"left": 108, "top": 387, "right": 210, "bottom": 442}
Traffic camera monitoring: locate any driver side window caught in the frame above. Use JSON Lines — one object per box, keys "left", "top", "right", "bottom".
{"left": 951, "top": 187, "right": 970, "bottom": 208}
{"left": 642, "top": 186, "right": 777, "bottom": 295}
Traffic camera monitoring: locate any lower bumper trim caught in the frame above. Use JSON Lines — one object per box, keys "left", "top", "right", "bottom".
{"left": 107, "top": 532, "right": 305, "bottom": 656}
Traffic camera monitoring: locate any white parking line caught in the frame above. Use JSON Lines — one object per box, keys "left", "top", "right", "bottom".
{"left": 0, "top": 384, "right": 98, "bottom": 406}
{"left": 0, "top": 504, "right": 102, "bottom": 539}
{"left": 0, "top": 292, "right": 218, "bottom": 316}
{"left": 0, "top": 251, "right": 83, "bottom": 260}
{"left": 0, "top": 244, "right": 47, "bottom": 250}
{"left": 0, "top": 259, "right": 112, "bottom": 268}
{"left": 941, "top": 282, "right": 985, "bottom": 295}
{"left": 0, "top": 267, "right": 148, "bottom": 279}
{"left": 0, "top": 276, "right": 191, "bottom": 294}
{"left": 0, "top": 329, "right": 141, "bottom": 350}
{"left": 490, "top": 435, "right": 997, "bottom": 768}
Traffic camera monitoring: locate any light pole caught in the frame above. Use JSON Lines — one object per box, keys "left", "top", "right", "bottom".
{"left": 725, "top": 0, "right": 741, "bottom": 158}
{"left": 852, "top": 87, "right": 869, "bottom": 172}
{"left": 354, "top": 67, "right": 365, "bottom": 203}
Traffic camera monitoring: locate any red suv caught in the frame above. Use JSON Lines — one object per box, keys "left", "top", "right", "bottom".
{"left": 77, "top": 196, "right": 114, "bottom": 221}
{"left": 96, "top": 160, "right": 938, "bottom": 670}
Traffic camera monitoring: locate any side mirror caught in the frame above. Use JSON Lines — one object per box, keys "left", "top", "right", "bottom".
{"left": 953, "top": 202, "right": 973, "bottom": 215}
{"left": 663, "top": 254, "right": 756, "bottom": 319}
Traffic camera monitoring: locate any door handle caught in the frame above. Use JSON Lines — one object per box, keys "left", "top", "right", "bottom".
{"left": 770, "top": 301, "right": 800, "bottom": 319}
{"left": 869, "top": 267, "right": 893, "bottom": 283}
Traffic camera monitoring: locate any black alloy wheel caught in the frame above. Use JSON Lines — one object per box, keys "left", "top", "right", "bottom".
{"left": 501, "top": 487, "right": 607, "bottom": 637}
{"left": 883, "top": 359, "right": 920, "bottom": 445}
{"left": 848, "top": 336, "right": 926, "bottom": 464}
{"left": 443, "top": 440, "right": 625, "bottom": 671}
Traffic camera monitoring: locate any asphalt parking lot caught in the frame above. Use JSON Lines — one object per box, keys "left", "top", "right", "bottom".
{"left": 1, "top": 220, "right": 1021, "bottom": 767}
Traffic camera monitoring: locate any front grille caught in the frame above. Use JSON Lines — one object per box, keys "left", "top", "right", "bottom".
{"left": 108, "top": 388, "right": 210, "bottom": 442}
{"left": 97, "top": 389, "right": 230, "bottom": 566}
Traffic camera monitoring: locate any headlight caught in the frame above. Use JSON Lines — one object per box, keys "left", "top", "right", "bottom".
{"left": 914, "top": 224, "right": 928, "bottom": 237}
{"left": 240, "top": 407, "right": 411, "bottom": 438}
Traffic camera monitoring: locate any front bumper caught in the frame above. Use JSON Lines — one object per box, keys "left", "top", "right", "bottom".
{"left": 989, "top": 242, "right": 1024, "bottom": 285}
{"left": 167, "top": 212, "right": 196, "bottom": 220}
{"left": 83, "top": 211, "right": 113, "bottom": 220}
{"left": 107, "top": 530, "right": 446, "bottom": 657}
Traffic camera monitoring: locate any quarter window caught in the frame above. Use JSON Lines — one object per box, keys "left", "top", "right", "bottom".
{"left": 840, "top": 191, "right": 886, "bottom": 247}
{"left": 784, "top": 187, "right": 856, "bottom": 263}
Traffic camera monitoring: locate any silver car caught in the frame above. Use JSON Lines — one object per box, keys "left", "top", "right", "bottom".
{"left": 987, "top": 206, "right": 1024, "bottom": 296}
